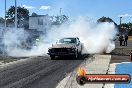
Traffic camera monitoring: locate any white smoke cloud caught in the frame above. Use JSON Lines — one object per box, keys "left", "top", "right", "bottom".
{"left": 47, "top": 16, "right": 118, "bottom": 54}
{"left": 2, "top": 28, "right": 50, "bottom": 57}
{"left": 2, "top": 16, "right": 118, "bottom": 57}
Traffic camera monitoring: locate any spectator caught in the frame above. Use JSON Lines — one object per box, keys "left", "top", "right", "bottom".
{"left": 122, "top": 35, "right": 125, "bottom": 46}
{"left": 119, "top": 35, "right": 123, "bottom": 46}
{"left": 124, "top": 35, "right": 128, "bottom": 46}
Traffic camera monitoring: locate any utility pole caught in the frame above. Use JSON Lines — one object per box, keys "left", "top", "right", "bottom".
{"left": 15, "top": 0, "right": 17, "bottom": 29}
{"left": 119, "top": 17, "right": 123, "bottom": 34}
{"left": 120, "top": 17, "right": 122, "bottom": 25}
{"left": 60, "top": 8, "right": 62, "bottom": 16}
{"left": 5, "top": 0, "right": 6, "bottom": 28}
{"left": 60, "top": 8, "right": 62, "bottom": 24}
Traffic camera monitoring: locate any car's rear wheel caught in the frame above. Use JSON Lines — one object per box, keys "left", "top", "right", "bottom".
{"left": 74, "top": 50, "right": 79, "bottom": 59}
{"left": 50, "top": 55, "right": 55, "bottom": 60}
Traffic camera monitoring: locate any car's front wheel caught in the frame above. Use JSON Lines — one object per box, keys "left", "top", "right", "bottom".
{"left": 74, "top": 50, "right": 79, "bottom": 59}
{"left": 50, "top": 55, "right": 55, "bottom": 60}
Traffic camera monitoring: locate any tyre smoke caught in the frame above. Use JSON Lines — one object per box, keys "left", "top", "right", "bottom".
{"left": 1, "top": 17, "right": 118, "bottom": 57}
{"left": 47, "top": 17, "right": 118, "bottom": 54}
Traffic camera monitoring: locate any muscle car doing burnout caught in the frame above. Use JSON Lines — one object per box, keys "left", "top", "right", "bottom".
{"left": 48, "top": 37, "right": 83, "bottom": 59}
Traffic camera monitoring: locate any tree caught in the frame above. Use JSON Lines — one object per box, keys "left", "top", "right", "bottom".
{"left": 0, "top": 17, "right": 4, "bottom": 24}
{"left": 31, "top": 12, "right": 38, "bottom": 17}
{"left": 6, "top": 6, "right": 29, "bottom": 28}
{"left": 0, "top": 17, "right": 4, "bottom": 26}
{"left": 97, "top": 16, "right": 117, "bottom": 26}
{"left": 53, "top": 15, "right": 69, "bottom": 25}
{"left": 119, "top": 23, "right": 132, "bottom": 35}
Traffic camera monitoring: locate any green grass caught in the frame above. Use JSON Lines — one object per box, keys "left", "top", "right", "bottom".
{"left": 112, "top": 48, "right": 131, "bottom": 56}
{"left": 0, "top": 56, "right": 20, "bottom": 63}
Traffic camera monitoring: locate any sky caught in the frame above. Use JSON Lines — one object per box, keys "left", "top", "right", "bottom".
{"left": 0, "top": 0, "right": 132, "bottom": 24}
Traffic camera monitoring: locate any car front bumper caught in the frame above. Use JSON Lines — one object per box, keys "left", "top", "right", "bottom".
{"left": 47, "top": 52, "right": 76, "bottom": 56}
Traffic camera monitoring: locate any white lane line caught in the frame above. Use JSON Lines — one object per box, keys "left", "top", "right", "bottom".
{"left": 104, "top": 63, "right": 116, "bottom": 88}
{"left": 115, "top": 62, "right": 132, "bottom": 64}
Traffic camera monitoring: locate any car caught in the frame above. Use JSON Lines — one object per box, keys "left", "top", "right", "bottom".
{"left": 47, "top": 37, "right": 83, "bottom": 59}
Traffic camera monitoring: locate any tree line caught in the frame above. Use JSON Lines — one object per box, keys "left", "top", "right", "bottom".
{"left": 0, "top": 6, "right": 132, "bottom": 35}
{"left": 0, "top": 6, "right": 69, "bottom": 28}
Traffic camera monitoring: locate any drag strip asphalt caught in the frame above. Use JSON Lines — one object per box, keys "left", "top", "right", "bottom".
{"left": 0, "top": 54, "right": 93, "bottom": 88}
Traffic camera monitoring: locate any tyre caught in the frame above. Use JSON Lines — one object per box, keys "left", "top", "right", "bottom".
{"left": 50, "top": 55, "right": 55, "bottom": 60}
{"left": 79, "top": 50, "right": 82, "bottom": 56}
{"left": 74, "top": 50, "right": 79, "bottom": 59}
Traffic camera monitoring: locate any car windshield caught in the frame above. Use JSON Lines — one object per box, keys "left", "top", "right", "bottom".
{"left": 58, "top": 38, "right": 76, "bottom": 44}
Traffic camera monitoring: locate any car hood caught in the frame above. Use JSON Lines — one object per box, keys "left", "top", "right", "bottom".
{"left": 51, "top": 44, "right": 76, "bottom": 48}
